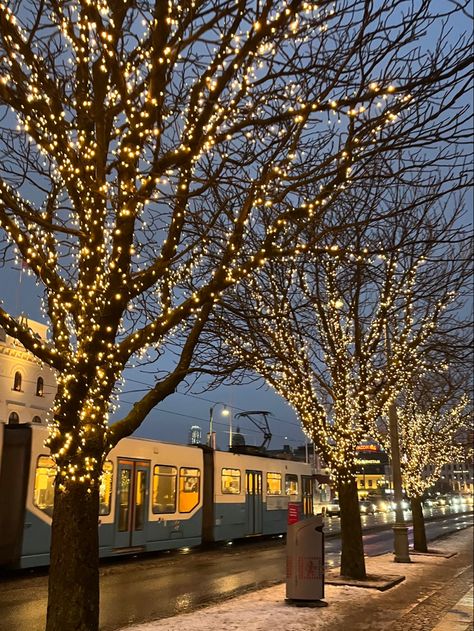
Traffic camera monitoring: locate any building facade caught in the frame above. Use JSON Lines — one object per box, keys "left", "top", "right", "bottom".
{"left": 354, "top": 441, "right": 390, "bottom": 498}
{"left": 0, "top": 319, "right": 56, "bottom": 426}
{"left": 188, "top": 425, "right": 202, "bottom": 445}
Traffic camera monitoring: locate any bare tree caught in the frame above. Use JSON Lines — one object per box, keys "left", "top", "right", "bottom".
{"left": 202, "top": 191, "right": 472, "bottom": 579}
{"left": 0, "top": 1, "right": 472, "bottom": 629}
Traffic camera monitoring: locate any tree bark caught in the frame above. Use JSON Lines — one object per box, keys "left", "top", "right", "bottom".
{"left": 338, "top": 477, "right": 367, "bottom": 579}
{"left": 46, "top": 477, "right": 100, "bottom": 631}
{"left": 411, "top": 495, "right": 427, "bottom": 553}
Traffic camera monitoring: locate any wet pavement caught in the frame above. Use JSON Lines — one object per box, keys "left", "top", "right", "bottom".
{"left": 0, "top": 510, "right": 471, "bottom": 631}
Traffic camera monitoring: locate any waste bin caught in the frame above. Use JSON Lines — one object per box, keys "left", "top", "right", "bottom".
{"left": 286, "top": 513, "right": 326, "bottom": 606}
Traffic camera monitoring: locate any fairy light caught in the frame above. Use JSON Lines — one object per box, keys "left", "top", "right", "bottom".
{"left": 379, "top": 391, "right": 472, "bottom": 498}
{"left": 0, "top": 2, "right": 464, "bottom": 491}
{"left": 220, "top": 251, "right": 462, "bottom": 487}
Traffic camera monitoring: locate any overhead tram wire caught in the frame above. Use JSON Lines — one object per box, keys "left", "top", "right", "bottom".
{"left": 121, "top": 375, "right": 304, "bottom": 432}
{"left": 114, "top": 393, "right": 307, "bottom": 446}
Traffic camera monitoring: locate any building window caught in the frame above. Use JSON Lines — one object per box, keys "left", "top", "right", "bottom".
{"left": 178, "top": 467, "right": 200, "bottom": 513}
{"left": 266, "top": 472, "right": 282, "bottom": 495}
{"left": 13, "top": 371, "right": 22, "bottom": 391}
{"left": 8, "top": 411, "right": 20, "bottom": 424}
{"left": 33, "top": 456, "right": 56, "bottom": 517}
{"left": 99, "top": 461, "right": 113, "bottom": 516}
{"left": 221, "top": 468, "right": 241, "bottom": 494}
{"left": 285, "top": 474, "right": 299, "bottom": 496}
{"left": 368, "top": 480, "right": 373, "bottom": 487}
{"left": 32, "top": 415, "right": 42, "bottom": 424}
{"left": 36, "top": 377, "right": 44, "bottom": 396}
{"left": 152, "top": 465, "right": 177, "bottom": 514}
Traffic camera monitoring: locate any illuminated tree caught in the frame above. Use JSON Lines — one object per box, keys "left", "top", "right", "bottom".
{"left": 0, "top": 1, "right": 471, "bottom": 629}
{"left": 379, "top": 387, "right": 471, "bottom": 552}
{"left": 202, "top": 192, "right": 471, "bottom": 579}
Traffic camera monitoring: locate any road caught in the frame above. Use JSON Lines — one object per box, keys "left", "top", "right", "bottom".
{"left": 0, "top": 510, "right": 471, "bottom": 631}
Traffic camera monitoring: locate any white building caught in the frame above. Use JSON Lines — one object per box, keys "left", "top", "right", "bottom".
{"left": 0, "top": 318, "right": 56, "bottom": 426}
{"left": 188, "top": 425, "right": 202, "bottom": 445}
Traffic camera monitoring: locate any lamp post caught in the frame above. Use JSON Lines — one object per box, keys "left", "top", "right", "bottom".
{"left": 385, "top": 323, "right": 410, "bottom": 563}
{"left": 388, "top": 401, "right": 411, "bottom": 562}
{"left": 208, "top": 402, "right": 232, "bottom": 450}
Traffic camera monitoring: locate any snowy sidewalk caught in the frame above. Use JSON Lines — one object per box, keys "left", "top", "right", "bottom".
{"left": 431, "top": 588, "right": 473, "bottom": 631}
{"left": 120, "top": 527, "right": 473, "bottom": 631}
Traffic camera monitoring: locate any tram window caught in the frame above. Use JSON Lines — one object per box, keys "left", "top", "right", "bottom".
{"left": 134, "top": 469, "right": 147, "bottom": 531}
{"left": 179, "top": 467, "right": 200, "bottom": 513}
{"left": 221, "top": 468, "right": 241, "bottom": 494}
{"left": 285, "top": 474, "right": 299, "bottom": 496}
{"left": 118, "top": 469, "right": 132, "bottom": 532}
{"left": 99, "top": 461, "right": 113, "bottom": 516}
{"left": 152, "top": 465, "right": 177, "bottom": 514}
{"left": 33, "top": 456, "right": 56, "bottom": 517}
{"left": 266, "top": 472, "right": 282, "bottom": 495}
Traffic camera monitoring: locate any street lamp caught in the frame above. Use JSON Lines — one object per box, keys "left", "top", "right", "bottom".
{"left": 385, "top": 323, "right": 410, "bottom": 563}
{"left": 388, "top": 401, "right": 411, "bottom": 562}
{"left": 208, "top": 402, "right": 233, "bottom": 449}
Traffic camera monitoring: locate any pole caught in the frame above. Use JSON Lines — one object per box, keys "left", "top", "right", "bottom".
{"left": 388, "top": 401, "right": 411, "bottom": 563}
{"left": 208, "top": 406, "right": 214, "bottom": 448}
{"left": 228, "top": 408, "right": 233, "bottom": 449}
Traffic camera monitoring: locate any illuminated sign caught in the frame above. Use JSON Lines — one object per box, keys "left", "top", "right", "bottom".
{"left": 355, "top": 444, "right": 380, "bottom": 452}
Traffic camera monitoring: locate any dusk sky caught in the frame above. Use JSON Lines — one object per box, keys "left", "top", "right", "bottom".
{"left": 0, "top": 264, "right": 306, "bottom": 450}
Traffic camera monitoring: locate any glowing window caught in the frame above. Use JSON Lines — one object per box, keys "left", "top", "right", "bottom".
{"left": 36, "top": 377, "right": 44, "bottom": 396}
{"left": 285, "top": 474, "right": 299, "bottom": 496}
{"left": 33, "top": 456, "right": 56, "bottom": 517}
{"left": 178, "top": 467, "right": 200, "bottom": 513}
{"left": 267, "top": 472, "right": 282, "bottom": 495}
{"left": 13, "top": 371, "right": 22, "bottom": 391}
{"left": 99, "top": 461, "right": 113, "bottom": 516}
{"left": 221, "top": 468, "right": 241, "bottom": 494}
{"left": 152, "top": 465, "right": 177, "bottom": 514}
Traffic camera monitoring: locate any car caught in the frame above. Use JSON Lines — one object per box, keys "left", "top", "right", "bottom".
{"left": 373, "top": 498, "right": 391, "bottom": 513}
{"left": 326, "top": 500, "right": 341, "bottom": 516}
{"left": 423, "top": 497, "right": 437, "bottom": 507}
{"left": 448, "top": 495, "right": 464, "bottom": 507}
{"left": 365, "top": 496, "right": 390, "bottom": 513}
{"left": 359, "top": 500, "right": 376, "bottom": 515}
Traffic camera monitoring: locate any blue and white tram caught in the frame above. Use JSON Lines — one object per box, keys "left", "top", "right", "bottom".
{"left": 0, "top": 422, "right": 315, "bottom": 569}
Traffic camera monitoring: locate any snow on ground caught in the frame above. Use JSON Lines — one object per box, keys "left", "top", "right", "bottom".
{"left": 120, "top": 537, "right": 459, "bottom": 631}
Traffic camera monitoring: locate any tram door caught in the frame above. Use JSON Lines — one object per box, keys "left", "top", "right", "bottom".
{"left": 114, "top": 459, "right": 150, "bottom": 549}
{"left": 245, "top": 470, "right": 263, "bottom": 535}
{"left": 302, "top": 475, "right": 314, "bottom": 516}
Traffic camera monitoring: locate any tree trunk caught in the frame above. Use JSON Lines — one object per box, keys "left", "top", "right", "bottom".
{"left": 411, "top": 495, "right": 427, "bottom": 553}
{"left": 338, "top": 478, "right": 367, "bottom": 579}
{"left": 46, "top": 477, "right": 100, "bottom": 631}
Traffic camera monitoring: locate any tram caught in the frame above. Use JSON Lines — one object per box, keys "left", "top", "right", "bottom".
{"left": 0, "top": 422, "right": 316, "bottom": 569}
